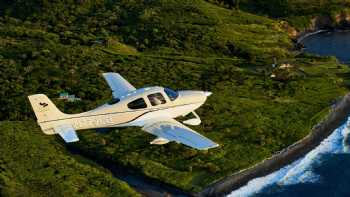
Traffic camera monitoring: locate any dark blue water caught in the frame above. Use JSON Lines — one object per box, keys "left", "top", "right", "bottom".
{"left": 228, "top": 119, "right": 350, "bottom": 197}
{"left": 302, "top": 31, "right": 350, "bottom": 64}
{"left": 228, "top": 32, "right": 350, "bottom": 197}
{"left": 256, "top": 154, "right": 350, "bottom": 197}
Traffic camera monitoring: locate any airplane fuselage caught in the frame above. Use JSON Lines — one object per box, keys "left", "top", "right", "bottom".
{"left": 38, "top": 86, "right": 209, "bottom": 135}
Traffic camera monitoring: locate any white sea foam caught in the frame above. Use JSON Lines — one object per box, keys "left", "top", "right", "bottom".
{"left": 342, "top": 125, "right": 350, "bottom": 153}
{"left": 227, "top": 117, "right": 350, "bottom": 197}
{"left": 227, "top": 159, "right": 301, "bottom": 197}
{"left": 278, "top": 120, "right": 348, "bottom": 185}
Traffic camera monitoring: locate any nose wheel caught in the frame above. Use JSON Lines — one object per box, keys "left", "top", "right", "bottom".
{"left": 183, "top": 111, "right": 201, "bottom": 126}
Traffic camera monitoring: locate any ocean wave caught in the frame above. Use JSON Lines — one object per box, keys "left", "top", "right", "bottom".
{"left": 227, "top": 117, "right": 350, "bottom": 197}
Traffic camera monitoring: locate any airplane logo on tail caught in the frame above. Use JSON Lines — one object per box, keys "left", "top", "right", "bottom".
{"left": 39, "top": 102, "right": 48, "bottom": 107}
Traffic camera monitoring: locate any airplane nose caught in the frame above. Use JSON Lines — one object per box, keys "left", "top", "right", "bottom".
{"left": 204, "top": 91, "right": 212, "bottom": 97}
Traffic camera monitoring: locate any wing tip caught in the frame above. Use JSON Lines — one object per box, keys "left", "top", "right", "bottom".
{"left": 198, "top": 142, "right": 219, "bottom": 150}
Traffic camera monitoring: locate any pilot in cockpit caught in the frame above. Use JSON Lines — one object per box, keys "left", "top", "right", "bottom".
{"left": 150, "top": 96, "right": 162, "bottom": 105}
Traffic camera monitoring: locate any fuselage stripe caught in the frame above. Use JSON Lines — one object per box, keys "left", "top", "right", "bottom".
{"left": 39, "top": 102, "right": 201, "bottom": 124}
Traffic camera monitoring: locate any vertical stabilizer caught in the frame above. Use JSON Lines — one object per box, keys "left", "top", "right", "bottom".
{"left": 28, "top": 94, "right": 67, "bottom": 123}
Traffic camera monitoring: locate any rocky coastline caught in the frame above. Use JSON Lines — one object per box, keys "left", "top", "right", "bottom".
{"left": 292, "top": 13, "right": 350, "bottom": 44}
{"left": 198, "top": 93, "right": 350, "bottom": 197}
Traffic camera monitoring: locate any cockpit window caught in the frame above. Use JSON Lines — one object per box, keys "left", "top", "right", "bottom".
{"left": 164, "top": 88, "right": 178, "bottom": 101}
{"left": 108, "top": 98, "right": 120, "bottom": 105}
{"left": 148, "top": 93, "right": 166, "bottom": 106}
{"left": 127, "top": 98, "right": 147, "bottom": 109}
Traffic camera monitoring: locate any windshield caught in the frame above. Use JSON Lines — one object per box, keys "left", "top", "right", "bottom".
{"left": 164, "top": 87, "right": 179, "bottom": 101}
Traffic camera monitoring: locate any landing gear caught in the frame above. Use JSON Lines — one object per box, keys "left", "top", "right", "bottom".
{"left": 183, "top": 111, "right": 201, "bottom": 126}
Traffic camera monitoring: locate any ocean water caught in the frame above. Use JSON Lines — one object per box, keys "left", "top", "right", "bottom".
{"left": 301, "top": 31, "right": 350, "bottom": 64}
{"left": 227, "top": 118, "right": 350, "bottom": 197}
{"left": 227, "top": 31, "right": 350, "bottom": 197}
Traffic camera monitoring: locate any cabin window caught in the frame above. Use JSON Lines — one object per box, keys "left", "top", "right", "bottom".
{"left": 164, "top": 88, "right": 178, "bottom": 101}
{"left": 148, "top": 93, "right": 166, "bottom": 106}
{"left": 108, "top": 98, "right": 120, "bottom": 105}
{"left": 127, "top": 98, "right": 147, "bottom": 109}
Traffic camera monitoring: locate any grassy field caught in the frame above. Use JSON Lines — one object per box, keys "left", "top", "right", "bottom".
{"left": 1, "top": 0, "right": 350, "bottom": 195}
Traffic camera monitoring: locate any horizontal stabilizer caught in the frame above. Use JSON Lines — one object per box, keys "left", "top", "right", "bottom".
{"left": 54, "top": 125, "right": 79, "bottom": 143}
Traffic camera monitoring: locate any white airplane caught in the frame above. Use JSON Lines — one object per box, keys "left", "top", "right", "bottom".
{"left": 28, "top": 73, "right": 219, "bottom": 150}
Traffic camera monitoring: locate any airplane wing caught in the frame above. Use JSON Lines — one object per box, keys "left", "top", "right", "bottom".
{"left": 54, "top": 124, "right": 79, "bottom": 143}
{"left": 102, "top": 72, "right": 136, "bottom": 98}
{"left": 142, "top": 119, "right": 219, "bottom": 150}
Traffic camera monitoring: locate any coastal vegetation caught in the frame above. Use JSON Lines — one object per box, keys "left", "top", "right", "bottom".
{"left": 1, "top": 0, "right": 350, "bottom": 195}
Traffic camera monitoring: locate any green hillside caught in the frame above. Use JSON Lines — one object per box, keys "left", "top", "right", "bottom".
{"left": 0, "top": 121, "right": 139, "bottom": 196}
{"left": 1, "top": 0, "right": 350, "bottom": 195}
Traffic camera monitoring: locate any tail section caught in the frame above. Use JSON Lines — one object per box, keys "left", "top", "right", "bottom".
{"left": 28, "top": 94, "right": 66, "bottom": 122}
{"left": 28, "top": 94, "right": 79, "bottom": 142}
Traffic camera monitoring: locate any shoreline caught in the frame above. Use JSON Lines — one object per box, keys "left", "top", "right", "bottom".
{"left": 296, "top": 29, "right": 328, "bottom": 43}
{"left": 296, "top": 28, "right": 350, "bottom": 44}
{"left": 198, "top": 93, "right": 350, "bottom": 197}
